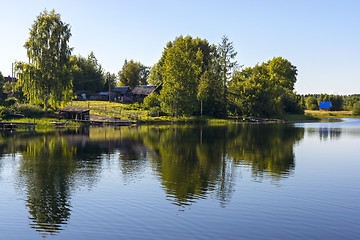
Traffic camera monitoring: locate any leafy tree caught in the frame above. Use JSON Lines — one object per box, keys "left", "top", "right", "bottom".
{"left": 197, "top": 70, "right": 225, "bottom": 117}
{"left": 217, "top": 35, "right": 238, "bottom": 109}
{"left": 152, "top": 36, "right": 217, "bottom": 116}
{"left": 306, "top": 96, "right": 318, "bottom": 110}
{"left": 149, "top": 36, "right": 216, "bottom": 86}
{"left": 344, "top": 95, "right": 360, "bottom": 110}
{"left": 329, "top": 95, "right": 343, "bottom": 111}
{"left": 16, "top": 9, "right": 73, "bottom": 109}
{"left": 71, "top": 52, "right": 105, "bottom": 94}
{"left": 229, "top": 57, "right": 300, "bottom": 116}
{"left": 229, "top": 65, "right": 274, "bottom": 116}
{"left": 118, "top": 59, "right": 149, "bottom": 89}
{"left": 352, "top": 101, "right": 360, "bottom": 116}
{"left": 160, "top": 36, "right": 204, "bottom": 116}
{"left": 319, "top": 93, "right": 330, "bottom": 103}
{"left": 143, "top": 92, "right": 160, "bottom": 109}
{"left": 103, "top": 72, "right": 117, "bottom": 92}
{"left": 148, "top": 41, "right": 173, "bottom": 85}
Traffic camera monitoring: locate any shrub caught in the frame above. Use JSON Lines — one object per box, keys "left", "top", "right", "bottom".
{"left": 143, "top": 93, "right": 160, "bottom": 109}
{"left": 305, "top": 96, "right": 318, "bottom": 110}
{"left": 15, "top": 104, "right": 46, "bottom": 118}
{"left": 0, "top": 106, "right": 11, "bottom": 119}
{"left": 0, "top": 103, "right": 46, "bottom": 119}
{"left": 3, "top": 97, "right": 17, "bottom": 107}
{"left": 148, "top": 106, "right": 166, "bottom": 117}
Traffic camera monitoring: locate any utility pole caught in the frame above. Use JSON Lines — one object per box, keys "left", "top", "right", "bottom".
{"left": 11, "top": 63, "right": 14, "bottom": 95}
{"left": 108, "top": 73, "right": 111, "bottom": 102}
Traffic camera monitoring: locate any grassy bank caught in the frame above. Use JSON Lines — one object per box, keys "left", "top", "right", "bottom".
{"left": 1, "top": 118, "right": 80, "bottom": 128}
{"left": 305, "top": 110, "right": 358, "bottom": 119}
{"left": 5, "top": 101, "right": 359, "bottom": 129}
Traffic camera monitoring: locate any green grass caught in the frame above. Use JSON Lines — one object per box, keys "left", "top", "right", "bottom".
{"left": 67, "top": 101, "right": 149, "bottom": 121}
{"left": 1, "top": 118, "right": 80, "bottom": 128}
{"left": 305, "top": 110, "right": 359, "bottom": 119}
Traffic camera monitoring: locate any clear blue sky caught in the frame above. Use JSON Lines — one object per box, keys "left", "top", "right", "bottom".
{"left": 1, "top": 0, "right": 359, "bottom": 94}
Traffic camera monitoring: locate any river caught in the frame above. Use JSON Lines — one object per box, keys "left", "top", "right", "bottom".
{"left": 0, "top": 119, "right": 359, "bottom": 239}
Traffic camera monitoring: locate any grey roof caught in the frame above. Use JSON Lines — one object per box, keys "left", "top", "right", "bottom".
{"left": 132, "top": 85, "right": 157, "bottom": 96}
{"left": 59, "top": 107, "right": 90, "bottom": 113}
{"left": 112, "top": 86, "right": 130, "bottom": 95}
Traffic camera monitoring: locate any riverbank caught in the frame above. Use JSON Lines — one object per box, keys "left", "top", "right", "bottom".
{"left": 304, "top": 110, "right": 358, "bottom": 119}
{"left": 3, "top": 101, "right": 360, "bottom": 129}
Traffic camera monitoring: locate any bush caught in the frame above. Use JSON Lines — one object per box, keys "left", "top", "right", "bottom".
{"left": 306, "top": 96, "right": 318, "bottom": 110}
{"left": 143, "top": 93, "right": 160, "bottom": 109}
{"left": 352, "top": 102, "right": 360, "bottom": 116}
{"left": 2, "top": 97, "right": 17, "bottom": 107}
{"left": 14, "top": 104, "right": 46, "bottom": 118}
{"left": 148, "top": 106, "right": 166, "bottom": 117}
{"left": 121, "top": 102, "right": 142, "bottom": 110}
{"left": 0, "top": 106, "right": 11, "bottom": 119}
{"left": 0, "top": 103, "right": 46, "bottom": 119}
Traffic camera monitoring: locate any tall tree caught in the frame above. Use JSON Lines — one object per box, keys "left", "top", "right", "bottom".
{"left": 229, "top": 57, "right": 301, "bottom": 116}
{"left": 217, "top": 35, "right": 238, "bottom": 110}
{"left": 160, "top": 36, "right": 203, "bottom": 116}
{"left": 71, "top": 52, "right": 105, "bottom": 94}
{"left": 16, "top": 9, "right": 73, "bottom": 109}
{"left": 149, "top": 36, "right": 216, "bottom": 86}
{"left": 118, "top": 59, "right": 149, "bottom": 89}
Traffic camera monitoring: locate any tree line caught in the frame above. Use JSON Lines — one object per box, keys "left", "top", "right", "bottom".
{"left": 304, "top": 94, "right": 360, "bottom": 115}
{"left": 7, "top": 9, "right": 360, "bottom": 117}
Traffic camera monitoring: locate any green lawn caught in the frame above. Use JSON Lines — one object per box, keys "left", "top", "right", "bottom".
{"left": 305, "top": 110, "right": 358, "bottom": 118}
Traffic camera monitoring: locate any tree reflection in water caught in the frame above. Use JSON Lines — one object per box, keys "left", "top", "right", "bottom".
{"left": 143, "top": 125, "right": 304, "bottom": 207}
{"left": 7, "top": 129, "right": 103, "bottom": 236}
{"left": 0, "top": 124, "right": 304, "bottom": 235}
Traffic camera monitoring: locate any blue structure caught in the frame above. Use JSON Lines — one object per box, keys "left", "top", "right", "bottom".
{"left": 319, "top": 101, "right": 332, "bottom": 111}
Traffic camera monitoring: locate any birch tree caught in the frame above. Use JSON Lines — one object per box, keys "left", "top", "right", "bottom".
{"left": 16, "top": 9, "right": 73, "bottom": 109}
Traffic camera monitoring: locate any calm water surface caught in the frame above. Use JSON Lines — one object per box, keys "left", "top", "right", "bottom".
{"left": 0, "top": 119, "right": 359, "bottom": 239}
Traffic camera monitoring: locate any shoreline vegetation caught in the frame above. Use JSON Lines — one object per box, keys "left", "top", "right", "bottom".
{"left": 1, "top": 101, "right": 358, "bottom": 129}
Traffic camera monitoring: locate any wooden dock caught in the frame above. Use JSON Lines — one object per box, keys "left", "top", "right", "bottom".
{"left": 0, "top": 122, "right": 37, "bottom": 131}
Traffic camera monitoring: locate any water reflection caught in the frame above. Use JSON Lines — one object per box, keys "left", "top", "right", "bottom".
{"left": 0, "top": 124, "right": 304, "bottom": 235}
{"left": 13, "top": 131, "right": 102, "bottom": 235}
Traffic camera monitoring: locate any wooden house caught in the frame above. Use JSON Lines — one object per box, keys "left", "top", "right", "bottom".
{"left": 319, "top": 101, "right": 332, "bottom": 111}
{"left": 112, "top": 86, "right": 130, "bottom": 101}
{"left": 59, "top": 107, "right": 90, "bottom": 120}
{"left": 131, "top": 84, "right": 162, "bottom": 100}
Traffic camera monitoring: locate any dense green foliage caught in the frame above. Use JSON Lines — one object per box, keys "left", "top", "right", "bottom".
{"left": 0, "top": 98, "right": 45, "bottom": 119}
{"left": 118, "top": 59, "right": 149, "bottom": 89}
{"left": 352, "top": 102, "right": 360, "bottom": 116}
{"left": 150, "top": 36, "right": 303, "bottom": 118}
{"left": 143, "top": 92, "right": 160, "bottom": 109}
{"left": 197, "top": 70, "right": 225, "bottom": 117}
{"left": 15, "top": 10, "right": 73, "bottom": 109}
{"left": 71, "top": 52, "right": 105, "bottom": 95}
{"left": 306, "top": 96, "right": 318, "bottom": 110}
{"left": 229, "top": 57, "right": 302, "bottom": 117}
{"left": 160, "top": 36, "right": 204, "bottom": 116}
{"left": 303, "top": 94, "right": 360, "bottom": 111}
